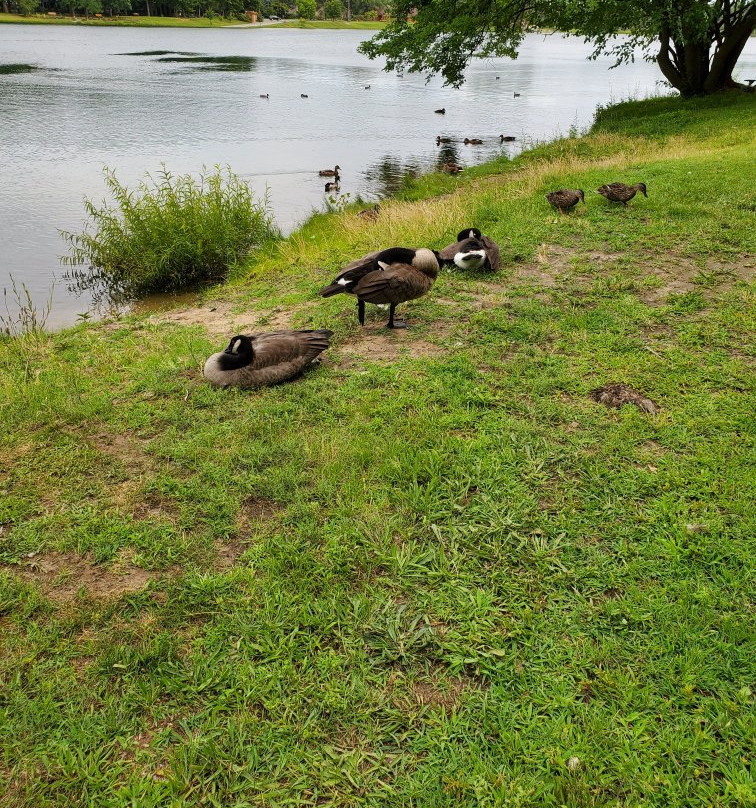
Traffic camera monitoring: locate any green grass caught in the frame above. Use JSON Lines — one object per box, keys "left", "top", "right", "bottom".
{"left": 0, "top": 12, "right": 242, "bottom": 27}
{"left": 270, "top": 19, "right": 387, "bottom": 29}
{"left": 0, "top": 92, "right": 754, "bottom": 806}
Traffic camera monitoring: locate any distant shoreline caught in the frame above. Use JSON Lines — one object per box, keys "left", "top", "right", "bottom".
{"left": 0, "top": 13, "right": 386, "bottom": 29}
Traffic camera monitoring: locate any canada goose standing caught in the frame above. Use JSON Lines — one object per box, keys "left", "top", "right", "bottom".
{"left": 597, "top": 182, "right": 648, "bottom": 205}
{"left": 440, "top": 228, "right": 501, "bottom": 272}
{"left": 434, "top": 108, "right": 446, "bottom": 114}
{"left": 319, "top": 247, "right": 451, "bottom": 329}
{"left": 203, "top": 331, "right": 333, "bottom": 389}
{"left": 319, "top": 165, "right": 341, "bottom": 177}
{"left": 464, "top": 138, "right": 484, "bottom": 145}
{"left": 500, "top": 135, "right": 516, "bottom": 142}
{"left": 546, "top": 189, "right": 585, "bottom": 213}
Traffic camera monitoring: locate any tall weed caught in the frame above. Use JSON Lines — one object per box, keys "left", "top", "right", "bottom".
{"left": 60, "top": 165, "right": 278, "bottom": 303}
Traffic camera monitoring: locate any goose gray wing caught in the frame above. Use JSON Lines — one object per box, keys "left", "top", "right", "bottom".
{"left": 480, "top": 235, "right": 500, "bottom": 272}
{"left": 246, "top": 330, "right": 333, "bottom": 367}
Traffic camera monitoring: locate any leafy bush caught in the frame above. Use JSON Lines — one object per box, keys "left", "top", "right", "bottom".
{"left": 61, "top": 166, "right": 278, "bottom": 303}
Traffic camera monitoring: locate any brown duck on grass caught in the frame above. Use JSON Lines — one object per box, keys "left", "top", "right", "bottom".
{"left": 357, "top": 204, "right": 380, "bottom": 220}
{"left": 319, "top": 247, "right": 452, "bottom": 329}
{"left": 319, "top": 165, "right": 341, "bottom": 177}
{"left": 439, "top": 227, "right": 501, "bottom": 272}
{"left": 441, "top": 163, "right": 463, "bottom": 174}
{"left": 204, "top": 331, "right": 333, "bottom": 389}
{"left": 597, "top": 182, "right": 648, "bottom": 205}
{"left": 546, "top": 189, "right": 585, "bottom": 213}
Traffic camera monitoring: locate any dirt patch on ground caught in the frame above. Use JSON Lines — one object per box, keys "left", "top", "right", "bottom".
{"left": 90, "top": 431, "right": 152, "bottom": 475}
{"left": 214, "top": 538, "right": 249, "bottom": 570}
{"left": 336, "top": 331, "right": 447, "bottom": 364}
{"left": 4, "top": 551, "right": 157, "bottom": 602}
{"left": 236, "top": 497, "right": 282, "bottom": 537}
{"left": 148, "top": 299, "right": 313, "bottom": 339}
{"left": 389, "top": 669, "right": 480, "bottom": 712}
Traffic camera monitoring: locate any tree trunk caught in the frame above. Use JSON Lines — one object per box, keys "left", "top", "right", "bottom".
{"left": 2, "top": 1, "right": 9, "bottom": 14}
{"left": 658, "top": 10, "right": 756, "bottom": 97}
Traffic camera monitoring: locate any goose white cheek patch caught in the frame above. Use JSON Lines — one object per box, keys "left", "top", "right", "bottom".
{"left": 454, "top": 249, "right": 486, "bottom": 269}
{"left": 337, "top": 278, "right": 350, "bottom": 286}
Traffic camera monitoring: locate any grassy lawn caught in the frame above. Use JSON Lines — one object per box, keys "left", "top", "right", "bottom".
{"left": 0, "top": 12, "right": 240, "bottom": 27}
{"left": 0, "top": 92, "right": 754, "bottom": 806}
{"left": 269, "top": 20, "right": 386, "bottom": 29}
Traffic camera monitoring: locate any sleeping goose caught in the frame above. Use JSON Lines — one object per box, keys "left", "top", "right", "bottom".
{"left": 203, "top": 330, "right": 333, "bottom": 389}
{"left": 546, "top": 189, "right": 585, "bottom": 213}
{"left": 439, "top": 228, "right": 500, "bottom": 272}
{"left": 319, "top": 247, "right": 451, "bottom": 329}
{"left": 597, "top": 182, "right": 648, "bottom": 205}
{"left": 319, "top": 165, "right": 341, "bottom": 177}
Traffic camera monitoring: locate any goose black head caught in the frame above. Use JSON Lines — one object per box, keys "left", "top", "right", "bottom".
{"left": 456, "top": 227, "right": 482, "bottom": 243}
{"left": 218, "top": 335, "right": 253, "bottom": 370}
{"left": 638, "top": 182, "right": 648, "bottom": 197}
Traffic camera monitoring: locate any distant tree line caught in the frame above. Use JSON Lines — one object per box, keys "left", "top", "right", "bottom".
{"left": 3, "top": 0, "right": 385, "bottom": 19}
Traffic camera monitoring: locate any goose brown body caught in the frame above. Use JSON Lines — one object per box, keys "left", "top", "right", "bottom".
{"left": 319, "top": 165, "right": 341, "bottom": 177}
{"left": 203, "top": 330, "right": 333, "bottom": 389}
{"left": 439, "top": 227, "right": 500, "bottom": 272}
{"left": 546, "top": 189, "right": 585, "bottom": 213}
{"left": 319, "top": 247, "right": 445, "bottom": 328}
{"left": 597, "top": 182, "right": 648, "bottom": 205}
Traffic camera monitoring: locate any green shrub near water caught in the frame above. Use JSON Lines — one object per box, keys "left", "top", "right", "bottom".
{"left": 61, "top": 165, "right": 278, "bottom": 302}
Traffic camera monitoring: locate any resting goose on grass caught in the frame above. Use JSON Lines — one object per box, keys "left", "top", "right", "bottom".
{"left": 439, "top": 228, "right": 501, "bottom": 272}
{"left": 319, "top": 247, "right": 452, "bottom": 329}
{"left": 204, "top": 331, "right": 333, "bottom": 389}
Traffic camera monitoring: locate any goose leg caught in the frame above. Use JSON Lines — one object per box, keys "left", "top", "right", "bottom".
{"left": 387, "top": 303, "right": 407, "bottom": 329}
{"left": 358, "top": 299, "right": 365, "bottom": 326}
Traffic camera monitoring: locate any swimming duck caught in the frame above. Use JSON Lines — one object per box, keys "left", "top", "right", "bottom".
{"left": 440, "top": 228, "right": 501, "bottom": 272}
{"left": 513, "top": 92, "right": 521, "bottom": 97}
{"left": 325, "top": 179, "right": 340, "bottom": 192}
{"left": 597, "top": 182, "right": 648, "bottom": 205}
{"left": 464, "top": 138, "right": 484, "bottom": 145}
{"left": 301, "top": 93, "right": 309, "bottom": 98}
{"left": 441, "top": 163, "right": 463, "bottom": 174}
{"left": 260, "top": 93, "right": 269, "bottom": 99}
{"left": 546, "top": 189, "right": 585, "bottom": 213}
{"left": 434, "top": 108, "right": 446, "bottom": 114}
{"left": 365, "top": 85, "right": 371, "bottom": 89}
{"left": 436, "top": 136, "right": 452, "bottom": 144}
{"left": 203, "top": 330, "right": 333, "bottom": 389}
{"left": 319, "top": 165, "right": 341, "bottom": 177}
{"left": 357, "top": 204, "right": 380, "bottom": 220}
{"left": 500, "top": 135, "right": 516, "bottom": 142}
{"left": 319, "top": 247, "right": 451, "bottom": 329}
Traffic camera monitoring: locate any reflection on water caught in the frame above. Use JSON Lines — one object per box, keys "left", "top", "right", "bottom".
{"left": 2, "top": 25, "right": 755, "bottom": 328}
{"left": 155, "top": 55, "right": 257, "bottom": 71}
{"left": 0, "top": 63, "right": 41, "bottom": 74}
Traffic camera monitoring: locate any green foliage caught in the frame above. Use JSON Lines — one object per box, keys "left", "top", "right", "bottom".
{"left": 323, "top": 0, "right": 342, "bottom": 20}
{"left": 360, "top": 0, "right": 755, "bottom": 95}
{"left": 60, "top": 166, "right": 278, "bottom": 302}
{"left": 296, "top": 0, "right": 316, "bottom": 20}
{"left": 12, "top": 0, "right": 40, "bottom": 14}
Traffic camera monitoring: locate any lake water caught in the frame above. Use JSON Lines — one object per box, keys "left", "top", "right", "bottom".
{"left": 1, "top": 25, "right": 754, "bottom": 329}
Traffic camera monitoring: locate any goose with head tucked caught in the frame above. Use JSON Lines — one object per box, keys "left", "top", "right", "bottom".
{"left": 319, "top": 247, "right": 452, "bottom": 329}
{"left": 439, "top": 227, "right": 500, "bottom": 273}
{"left": 546, "top": 189, "right": 585, "bottom": 214}
{"left": 597, "top": 182, "right": 648, "bottom": 205}
{"left": 204, "top": 330, "right": 333, "bottom": 389}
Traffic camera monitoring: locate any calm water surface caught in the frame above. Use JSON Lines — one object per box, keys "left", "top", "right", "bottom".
{"left": 2, "top": 25, "right": 754, "bottom": 328}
